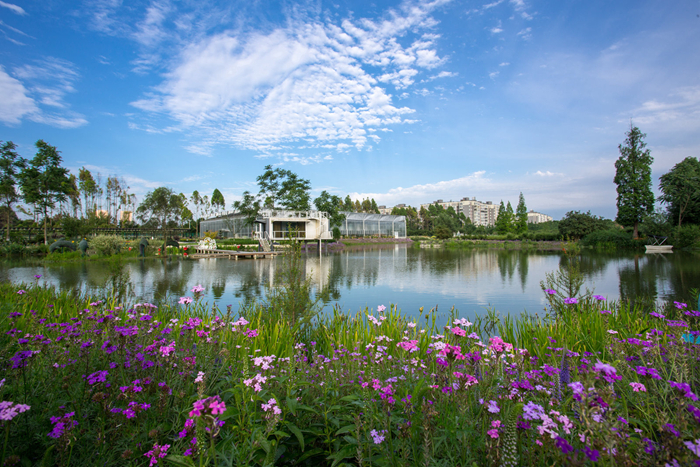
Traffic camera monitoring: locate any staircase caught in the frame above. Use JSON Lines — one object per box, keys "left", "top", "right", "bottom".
{"left": 259, "top": 231, "right": 273, "bottom": 252}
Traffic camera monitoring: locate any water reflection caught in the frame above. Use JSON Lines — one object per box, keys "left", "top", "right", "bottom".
{"left": 2, "top": 247, "right": 699, "bottom": 318}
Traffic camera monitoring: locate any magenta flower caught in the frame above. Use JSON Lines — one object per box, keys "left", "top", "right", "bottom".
{"left": 144, "top": 443, "right": 170, "bottom": 466}
{"left": 563, "top": 297, "right": 578, "bottom": 305}
{"left": 178, "top": 296, "right": 193, "bottom": 305}
{"left": 593, "top": 361, "right": 621, "bottom": 383}
{"left": 487, "top": 429, "right": 499, "bottom": 439}
{"left": 191, "top": 284, "right": 205, "bottom": 294}
{"left": 592, "top": 295, "right": 605, "bottom": 301}
{"left": 600, "top": 310, "right": 612, "bottom": 315}
{"left": 16, "top": 290, "right": 26, "bottom": 295}
{"left": 629, "top": 382, "right": 646, "bottom": 392}
{"left": 545, "top": 289, "right": 557, "bottom": 295}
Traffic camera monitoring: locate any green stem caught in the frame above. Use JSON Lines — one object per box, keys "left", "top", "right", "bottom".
{"left": 2, "top": 422, "right": 10, "bottom": 464}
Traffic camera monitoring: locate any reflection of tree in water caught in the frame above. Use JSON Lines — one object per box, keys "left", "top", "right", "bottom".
{"left": 149, "top": 259, "right": 194, "bottom": 301}
{"left": 517, "top": 251, "right": 529, "bottom": 292}
{"left": 575, "top": 251, "right": 618, "bottom": 278}
{"left": 658, "top": 252, "right": 700, "bottom": 304}
{"left": 211, "top": 279, "right": 226, "bottom": 300}
{"left": 233, "top": 270, "right": 265, "bottom": 304}
{"left": 618, "top": 254, "right": 665, "bottom": 302}
{"left": 497, "top": 250, "right": 516, "bottom": 283}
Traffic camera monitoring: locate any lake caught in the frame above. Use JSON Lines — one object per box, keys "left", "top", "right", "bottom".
{"left": 2, "top": 244, "right": 699, "bottom": 321}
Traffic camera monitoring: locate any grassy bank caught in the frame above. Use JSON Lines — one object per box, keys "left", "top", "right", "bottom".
{"left": 0, "top": 276, "right": 699, "bottom": 466}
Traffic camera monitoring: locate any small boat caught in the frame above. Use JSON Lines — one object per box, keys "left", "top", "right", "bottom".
{"left": 645, "top": 235, "right": 673, "bottom": 253}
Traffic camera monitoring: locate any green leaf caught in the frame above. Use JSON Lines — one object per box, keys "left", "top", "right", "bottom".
{"left": 285, "top": 422, "right": 305, "bottom": 451}
{"left": 295, "top": 447, "right": 324, "bottom": 464}
{"left": 165, "top": 455, "right": 196, "bottom": 467}
{"left": 335, "top": 424, "right": 356, "bottom": 435}
{"left": 338, "top": 395, "right": 359, "bottom": 402}
{"left": 285, "top": 397, "right": 298, "bottom": 416}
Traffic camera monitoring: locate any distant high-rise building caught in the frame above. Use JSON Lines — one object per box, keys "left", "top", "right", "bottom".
{"left": 526, "top": 210, "right": 553, "bottom": 224}
{"left": 420, "top": 197, "right": 499, "bottom": 227}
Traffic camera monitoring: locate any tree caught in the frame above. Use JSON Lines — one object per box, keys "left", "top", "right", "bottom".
{"left": 343, "top": 195, "right": 353, "bottom": 212}
{"left": 0, "top": 141, "right": 26, "bottom": 241}
{"left": 659, "top": 157, "right": 700, "bottom": 227}
{"left": 256, "top": 165, "right": 311, "bottom": 211}
{"left": 136, "top": 187, "right": 183, "bottom": 246}
{"left": 516, "top": 192, "right": 528, "bottom": 235}
{"left": 614, "top": 125, "right": 654, "bottom": 238}
{"left": 78, "top": 167, "right": 98, "bottom": 217}
{"left": 558, "top": 210, "right": 610, "bottom": 240}
{"left": 354, "top": 200, "right": 361, "bottom": 213}
{"left": 314, "top": 191, "right": 346, "bottom": 229}
{"left": 495, "top": 200, "right": 514, "bottom": 234}
{"left": 19, "top": 140, "right": 71, "bottom": 245}
{"left": 370, "top": 198, "right": 379, "bottom": 214}
{"left": 232, "top": 191, "right": 262, "bottom": 231}
{"left": 361, "top": 198, "right": 372, "bottom": 213}
{"left": 211, "top": 189, "right": 225, "bottom": 211}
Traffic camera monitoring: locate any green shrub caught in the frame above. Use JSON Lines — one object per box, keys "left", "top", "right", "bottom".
{"left": 581, "top": 229, "right": 635, "bottom": 250}
{"left": 1, "top": 242, "right": 26, "bottom": 256}
{"left": 674, "top": 224, "right": 700, "bottom": 249}
{"left": 90, "top": 234, "right": 125, "bottom": 255}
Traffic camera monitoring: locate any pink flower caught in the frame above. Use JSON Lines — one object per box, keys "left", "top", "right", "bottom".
{"left": 487, "top": 429, "right": 499, "bottom": 439}
{"left": 377, "top": 305, "right": 386, "bottom": 312}
{"left": 491, "top": 420, "right": 502, "bottom": 428}
{"left": 630, "top": 382, "right": 646, "bottom": 392}
{"left": 451, "top": 327, "right": 466, "bottom": 337}
{"left": 178, "top": 296, "right": 193, "bottom": 305}
{"left": 486, "top": 400, "right": 500, "bottom": 414}
{"left": 209, "top": 399, "right": 226, "bottom": 415}
{"left": 191, "top": 285, "right": 205, "bottom": 294}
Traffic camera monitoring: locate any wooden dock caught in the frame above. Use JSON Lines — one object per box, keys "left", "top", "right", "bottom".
{"left": 191, "top": 247, "right": 281, "bottom": 260}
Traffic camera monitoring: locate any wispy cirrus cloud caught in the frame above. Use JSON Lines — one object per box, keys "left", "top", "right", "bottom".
{"left": 0, "top": 1, "right": 26, "bottom": 15}
{"left": 0, "top": 59, "right": 86, "bottom": 128}
{"left": 130, "top": 0, "right": 452, "bottom": 160}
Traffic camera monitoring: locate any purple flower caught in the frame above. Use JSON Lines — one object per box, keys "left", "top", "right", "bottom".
{"left": 564, "top": 297, "right": 578, "bottom": 305}
{"left": 178, "top": 297, "right": 193, "bottom": 305}
{"left": 522, "top": 401, "right": 545, "bottom": 420}
{"left": 674, "top": 301, "right": 688, "bottom": 309}
{"left": 144, "top": 443, "right": 170, "bottom": 466}
{"left": 592, "top": 295, "right": 606, "bottom": 301}
{"left": 10, "top": 350, "right": 39, "bottom": 369}
{"left": 664, "top": 423, "right": 680, "bottom": 437}
{"left": 16, "top": 289, "right": 27, "bottom": 295}
{"left": 555, "top": 436, "right": 573, "bottom": 454}
{"left": 584, "top": 446, "right": 600, "bottom": 462}
{"left": 370, "top": 429, "right": 386, "bottom": 444}
{"left": 649, "top": 312, "right": 665, "bottom": 319}
{"left": 669, "top": 381, "right": 699, "bottom": 401}
{"left": 86, "top": 370, "right": 109, "bottom": 385}
{"left": 191, "top": 285, "right": 204, "bottom": 294}
{"left": 600, "top": 309, "right": 612, "bottom": 315}
{"left": 486, "top": 400, "right": 500, "bottom": 414}
{"left": 34, "top": 275, "right": 42, "bottom": 279}
{"left": 593, "top": 361, "right": 622, "bottom": 383}
{"left": 545, "top": 289, "right": 557, "bottom": 295}
{"left": 0, "top": 401, "right": 31, "bottom": 421}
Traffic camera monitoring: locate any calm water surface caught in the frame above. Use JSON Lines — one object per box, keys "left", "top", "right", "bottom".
{"left": 2, "top": 245, "right": 699, "bottom": 321}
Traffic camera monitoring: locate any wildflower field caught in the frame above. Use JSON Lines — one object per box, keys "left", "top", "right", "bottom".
{"left": 1, "top": 275, "right": 700, "bottom": 466}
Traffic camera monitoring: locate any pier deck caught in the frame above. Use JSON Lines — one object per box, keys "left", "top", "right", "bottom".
{"left": 191, "top": 247, "right": 281, "bottom": 260}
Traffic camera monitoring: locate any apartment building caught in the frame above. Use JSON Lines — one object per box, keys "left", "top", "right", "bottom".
{"left": 420, "top": 197, "right": 499, "bottom": 227}
{"left": 526, "top": 210, "right": 553, "bottom": 224}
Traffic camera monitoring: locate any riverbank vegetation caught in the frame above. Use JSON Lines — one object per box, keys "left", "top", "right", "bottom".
{"left": 1, "top": 247, "right": 700, "bottom": 466}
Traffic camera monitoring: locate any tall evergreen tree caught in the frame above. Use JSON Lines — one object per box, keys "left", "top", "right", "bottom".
{"left": 495, "top": 200, "right": 514, "bottom": 234}
{"left": 78, "top": 167, "right": 97, "bottom": 217}
{"left": 211, "top": 188, "right": 225, "bottom": 211}
{"left": 0, "top": 141, "right": 26, "bottom": 241}
{"left": 370, "top": 198, "right": 379, "bottom": 214}
{"left": 19, "top": 140, "right": 71, "bottom": 245}
{"left": 516, "top": 192, "right": 528, "bottom": 234}
{"left": 343, "top": 195, "right": 353, "bottom": 212}
{"left": 614, "top": 125, "right": 654, "bottom": 239}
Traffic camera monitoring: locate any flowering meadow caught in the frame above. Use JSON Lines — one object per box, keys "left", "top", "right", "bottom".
{"left": 1, "top": 278, "right": 700, "bottom": 466}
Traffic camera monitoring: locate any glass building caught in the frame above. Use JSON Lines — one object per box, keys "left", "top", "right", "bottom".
{"left": 338, "top": 213, "right": 406, "bottom": 238}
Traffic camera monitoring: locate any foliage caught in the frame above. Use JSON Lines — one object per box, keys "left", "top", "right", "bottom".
{"left": 210, "top": 188, "right": 225, "bottom": 211}
{"left": 540, "top": 244, "right": 592, "bottom": 311}
{"left": 614, "top": 125, "right": 655, "bottom": 238}
{"left": 674, "top": 224, "right": 700, "bottom": 250}
{"left": 495, "top": 200, "right": 515, "bottom": 234}
{"left": 18, "top": 140, "right": 71, "bottom": 245}
{"left": 0, "top": 141, "right": 26, "bottom": 241}
{"left": 78, "top": 166, "right": 98, "bottom": 216}
{"left": 60, "top": 215, "right": 92, "bottom": 239}
{"left": 1, "top": 280, "right": 700, "bottom": 466}
{"left": 557, "top": 210, "right": 611, "bottom": 240}
{"left": 257, "top": 165, "right": 311, "bottom": 211}
{"left": 313, "top": 191, "right": 346, "bottom": 228}
{"left": 580, "top": 229, "right": 636, "bottom": 250}
{"left": 659, "top": 156, "right": 700, "bottom": 227}
{"left": 434, "top": 225, "right": 452, "bottom": 239}
{"left": 136, "top": 187, "right": 183, "bottom": 244}
{"left": 90, "top": 234, "right": 125, "bottom": 255}
{"left": 232, "top": 191, "right": 262, "bottom": 228}
{"left": 332, "top": 226, "right": 341, "bottom": 241}
{"left": 516, "top": 192, "right": 528, "bottom": 234}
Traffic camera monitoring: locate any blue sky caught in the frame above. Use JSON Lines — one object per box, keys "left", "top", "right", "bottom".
{"left": 1, "top": 0, "right": 699, "bottom": 220}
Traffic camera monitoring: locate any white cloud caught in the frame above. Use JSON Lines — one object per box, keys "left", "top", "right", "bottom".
{"left": 510, "top": 0, "right": 526, "bottom": 11}
{"left": 499, "top": 62, "right": 509, "bottom": 67}
{"left": 131, "top": 0, "right": 451, "bottom": 160}
{"left": 489, "top": 71, "right": 500, "bottom": 79}
{"left": 0, "top": 66, "right": 38, "bottom": 124}
{"left": 428, "top": 70, "right": 457, "bottom": 80}
{"left": 482, "top": 0, "right": 504, "bottom": 9}
{"left": 628, "top": 86, "right": 700, "bottom": 132}
{"left": 490, "top": 26, "right": 503, "bottom": 34}
{"left": 0, "top": 1, "right": 26, "bottom": 15}
{"left": 534, "top": 170, "right": 561, "bottom": 177}
{"left": 517, "top": 27, "right": 532, "bottom": 40}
